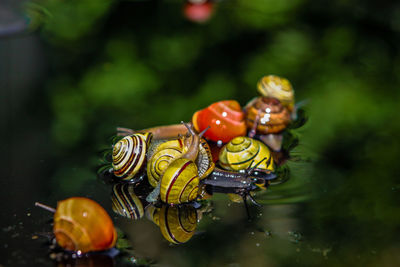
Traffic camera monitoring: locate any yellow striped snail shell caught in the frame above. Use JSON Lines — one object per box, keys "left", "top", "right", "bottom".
{"left": 111, "top": 183, "right": 144, "bottom": 220}
{"left": 245, "top": 97, "right": 291, "bottom": 134}
{"left": 147, "top": 137, "right": 214, "bottom": 187}
{"left": 145, "top": 204, "right": 161, "bottom": 226}
{"left": 160, "top": 158, "right": 200, "bottom": 204}
{"left": 257, "top": 75, "right": 295, "bottom": 112}
{"left": 112, "top": 133, "right": 152, "bottom": 180}
{"left": 219, "top": 136, "right": 274, "bottom": 172}
{"left": 158, "top": 204, "right": 197, "bottom": 244}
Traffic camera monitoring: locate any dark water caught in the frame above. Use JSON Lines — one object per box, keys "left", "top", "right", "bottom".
{"left": 2, "top": 13, "right": 400, "bottom": 267}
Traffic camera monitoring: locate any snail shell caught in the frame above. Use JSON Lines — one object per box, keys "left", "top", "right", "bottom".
{"left": 245, "top": 97, "right": 291, "bottom": 134}
{"left": 257, "top": 75, "right": 295, "bottom": 112}
{"left": 192, "top": 100, "right": 246, "bottom": 143}
{"left": 158, "top": 204, "right": 197, "bottom": 244}
{"left": 145, "top": 204, "right": 160, "bottom": 226}
{"left": 54, "top": 197, "right": 117, "bottom": 253}
{"left": 112, "top": 133, "right": 152, "bottom": 180}
{"left": 219, "top": 136, "right": 274, "bottom": 172}
{"left": 160, "top": 158, "right": 200, "bottom": 204}
{"left": 147, "top": 137, "right": 214, "bottom": 187}
{"left": 111, "top": 183, "right": 144, "bottom": 220}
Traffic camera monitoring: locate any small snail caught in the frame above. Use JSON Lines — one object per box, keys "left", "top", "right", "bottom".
{"left": 192, "top": 100, "right": 247, "bottom": 143}
{"left": 147, "top": 133, "right": 214, "bottom": 187}
{"left": 245, "top": 97, "right": 291, "bottom": 135}
{"left": 112, "top": 133, "right": 152, "bottom": 180}
{"left": 35, "top": 197, "right": 117, "bottom": 253}
{"left": 158, "top": 204, "right": 198, "bottom": 244}
{"left": 183, "top": 0, "right": 214, "bottom": 23}
{"left": 218, "top": 136, "right": 274, "bottom": 172}
{"left": 159, "top": 122, "right": 208, "bottom": 204}
{"left": 257, "top": 75, "right": 295, "bottom": 112}
{"left": 111, "top": 183, "right": 145, "bottom": 220}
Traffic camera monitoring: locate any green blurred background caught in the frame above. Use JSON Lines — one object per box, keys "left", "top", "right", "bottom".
{"left": 1, "top": 0, "right": 400, "bottom": 266}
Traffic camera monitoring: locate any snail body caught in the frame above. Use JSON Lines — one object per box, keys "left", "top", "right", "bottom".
{"left": 192, "top": 100, "right": 246, "bottom": 143}
{"left": 36, "top": 197, "right": 117, "bottom": 253}
{"left": 112, "top": 133, "right": 152, "bottom": 180}
{"left": 111, "top": 183, "right": 144, "bottom": 220}
{"left": 257, "top": 75, "right": 295, "bottom": 112}
{"left": 245, "top": 97, "right": 291, "bottom": 135}
{"left": 218, "top": 136, "right": 274, "bottom": 172}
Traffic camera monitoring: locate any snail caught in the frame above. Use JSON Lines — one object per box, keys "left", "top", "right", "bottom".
{"left": 111, "top": 183, "right": 145, "bottom": 220}
{"left": 192, "top": 100, "right": 247, "bottom": 143}
{"left": 35, "top": 197, "right": 117, "bottom": 253}
{"left": 218, "top": 136, "right": 275, "bottom": 172}
{"left": 158, "top": 204, "right": 198, "bottom": 244}
{"left": 112, "top": 133, "right": 152, "bottom": 181}
{"left": 147, "top": 131, "right": 214, "bottom": 188}
{"left": 184, "top": 0, "right": 214, "bottom": 23}
{"left": 257, "top": 75, "right": 295, "bottom": 112}
{"left": 245, "top": 97, "right": 291, "bottom": 135}
{"left": 159, "top": 122, "right": 210, "bottom": 204}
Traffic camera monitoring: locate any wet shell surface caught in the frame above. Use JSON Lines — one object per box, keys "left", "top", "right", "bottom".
{"left": 160, "top": 158, "right": 200, "bottom": 204}
{"left": 257, "top": 75, "right": 295, "bottom": 111}
{"left": 158, "top": 204, "right": 197, "bottom": 244}
{"left": 219, "top": 136, "right": 274, "bottom": 172}
{"left": 147, "top": 138, "right": 215, "bottom": 187}
{"left": 54, "top": 197, "right": 117, "bottom": 253}
{"left": 245, "top": 97, "right": 291, "bottom": 134}
{"left": 112, "top": 133, "right": 151, "bottom": 180}
{"left": 192, "top": 100, "right": 247, "bottom": 143}
{"left": 111, "top": 183, "right": 144, "bottom": 220}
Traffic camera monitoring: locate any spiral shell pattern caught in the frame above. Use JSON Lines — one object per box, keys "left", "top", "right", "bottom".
{"left": 245, "top": 97, "right": 291, "bottom": 134}
{"left": 147, "top": 138, "right": 214, "bottom": 187}
{"left": 257, "top": 75, "right": 295, "bottom": 111}
{"left": 54, "top": 197, "right": 117, "bottom": 253}
{"left": 112, "top": 133, "right": 151, "bottom": 180}
{"left": 192, "top": 100, "right": 246, "bottom": 143}
{"left": 111, "top": 183, "right": 144, "bottom": 220}
{"left": 160, "top": 158, "right": 199, "bottom": 204}
{"left": 159, "top": 204, "right": 197, "bottom": 244}
{"left": 219, "top": 136, "right": 274, "bottom": 172}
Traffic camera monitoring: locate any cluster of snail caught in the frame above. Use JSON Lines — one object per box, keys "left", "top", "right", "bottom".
{"left": 34, "top": 75, "right": 305, "bottom": 255}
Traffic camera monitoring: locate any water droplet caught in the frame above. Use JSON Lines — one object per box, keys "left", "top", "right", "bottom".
{"left": 256, "top": 243, "right": 260, "bottom": 247}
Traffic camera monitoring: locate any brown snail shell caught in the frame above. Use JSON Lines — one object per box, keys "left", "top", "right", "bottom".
{"left": 245, "top": 97, "right": 291, "bottom": 134}
{"left": 257, "top": 75, "right": 295, "bottom": 112}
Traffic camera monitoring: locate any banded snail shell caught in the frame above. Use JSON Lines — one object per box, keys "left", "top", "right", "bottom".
{"left": 192, "top": 100, "right": 246, "bottom": 143}
{"left": 257, "top": 75, "right": 295, "bottom": 112}
{"left": 160, "top": 158, "right": 199, "bottom": 204}
{"left": 147, "top": 137, "right": 214, "bottom": 187}
{"left": 219, "top": 136, "right": 274, "bottom": 172}
{"left": 145, "top": 204, "right": 160, "bottom": 226}
{"left": 245, "top": 97, "right": 291, "bottom": 134}
{"left": 111, "top": 183, "right": 144, "bottom": 220}
{"left": 54, "top": 197, "right": 117, "bottom": 253}
{"left": 158, "top": 204, "right": 197, "bottom": 244}
{"left": 112, "top": 133, "right": 152, "bottom": 180}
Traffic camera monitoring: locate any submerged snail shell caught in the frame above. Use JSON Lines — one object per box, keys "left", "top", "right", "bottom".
{"left": 111, "top": 183, "right": 144, "bottom": 220}
{"left": 257, "top": 75, "right": 295, "bottom": 111}
{"left": 54, "top": 197, "right": 117, "bottom": 253}
{"left": 219, "top": 136, "right": 274, "bottom": 172}
{"left": 112, "top": 133, "right": 152, "bottom": 180}
{"left": 245, "top": 97, "right": 291, "bottom": 134}
{"left": 158, "top": 204, "right": 197, "bottom": 244}
{"left": 160, "top": 158, "right": 200, "bottom": 204}
{"left": 147, "top": 137, "right": 214, "bottom": 187}
{"left": 192, "top": 100, "right": 247, "bottom": 143}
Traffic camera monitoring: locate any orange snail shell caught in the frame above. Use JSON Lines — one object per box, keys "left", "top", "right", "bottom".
{"left": 245, "top": 97, "right": 291, "bottom": 134}
{"left": 53, "top": 197, "right": 117, "bottom": 253}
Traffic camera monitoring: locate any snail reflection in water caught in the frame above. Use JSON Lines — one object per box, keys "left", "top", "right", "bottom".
{"left": 35, "top": 197, "right": 117, "bottom": 253}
